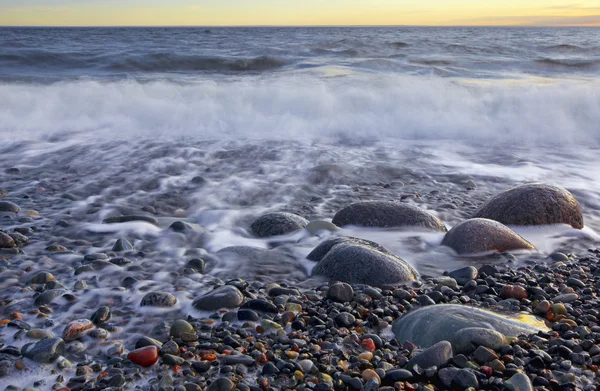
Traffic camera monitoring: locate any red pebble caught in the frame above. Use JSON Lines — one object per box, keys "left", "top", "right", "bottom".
{"left": 361, "top": 338, "right": 376, "bottom": 351}
{"left": 128, "top": 346, "right": 159, "bottom": 367}
{"left": 481, "top": 366, "right": 493, "bottom": 376}
{"left": 500, "top": 285, "right": 528, "bottom": 300}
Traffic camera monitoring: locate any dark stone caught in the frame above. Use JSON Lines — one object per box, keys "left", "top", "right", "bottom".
{"left": 207, "top": 377, "right": 235, "bottom": 391}
{"left": 473, "top": 183, "right": 583, "bottom": 229}
{"left": 91, "top": 306, "right": 111, "bottom": 325}
{"left": 453, "top": 369, "right": 479, "bottom": 389}
{"left": 103, "top": 215, "right": 159, "bottom": 225}
{"left": 34, "top": 289, "right": 65, "bottom": 306}
{"left": 311, "top": 240, "right": 417, "bottom": 287}
{"left": 307, "top": 236, "right": 388, "bottom": 262}
{"left": 112, "top": 238, "right": 134, "bottom": 252}
{"left": 186, "top": 258, "right": 206, "bottom": 273}
{"left": 448, "top": 266, "right": 478, "bottom": 285}
{"left": 327, "top": 282, "right": 354, "bottom": 303}
{"left": 406, "top": 341, "right": 453, "bottom": 371}
{"left": 332, "top": 201, "right": 447, "bottom": 231}
{"left": 140, "top": 292, "right": 177, "bottom": 307}
{"left": 237, "top": 309, "right": 260, "bottom": 322}
{"left": 222, "top": 355, "right": 255, "bottom": 366}
{"left": 0, "top": 232, "right": 16, "bottom": 249}
{"left": 250, "top": 212, "right": 308, "bottom": 237}
{"left": 0, "top": 201, "right": 20, "bottom": 213}
{"left": 441, "top": 218, "right": 535, "bottom": 255}
{"left": 240, "top": 299, "right": 278, "bottom": 314}
{"left": 382, "top": 369, "right": 413, "bottom": 385}
{"left": 192, "top": 285, "right": 244, "bottom": 311}
{"left": 334, "top": 312, "right": 356, "bottom": 328}
{"left": 22, "top": 338, "right": 65, "bottom": 363}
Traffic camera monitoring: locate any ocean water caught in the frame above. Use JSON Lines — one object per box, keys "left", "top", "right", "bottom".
{"left": 1, "top": 26, "right": 600, "bottom": 390}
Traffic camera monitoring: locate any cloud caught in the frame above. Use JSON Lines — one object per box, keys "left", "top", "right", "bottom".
{"left": 455, "top": 14, "right": 600, "bottom": 26}
{"left": 543, "top": 3, "right": 600, "bottom": 11}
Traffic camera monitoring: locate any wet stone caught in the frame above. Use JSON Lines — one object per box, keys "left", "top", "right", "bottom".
{"left": 90, "top": 306, "right": 111, "bottom": 325}
{"left": 448, "top": 266, "right": 478, "bottom": 285}
{"left": 206, "top": 378, "right": 235, "bottom": 391}
{"left": 0, "top": 201, "right": 21, "bottom": 213}
{"left": 112, "top": 238, "right": 134, "bottom": 252}
{"left": 0, "top": 232, "right": 16, "bottom": 249}
{"left": 250, "top": 212, "right": 308, "bottom": 237}
{"left": 34, "top": 289, "right": 65, "bottom": 306}
{"left": 334, "top": 312, "right": 356, "bottom": 328}
{"left": 140, "top": 292, "right": 177, "bottom": 307}
{"left": 62, "top": 319, "right": 94, "bottom": 341}
{"left": 170, "top": 319, "right": 194, "bottom": 338}
{"left": 22, "top": 338, "right": 65, "bottom": 363}
{"left": 103, "top": 215, "right": 159, "bottom": 225}
{"left": 406, "top": 341, "right": 453, "bottom": 371}
{"left": 27, "top": 271, "right": 55, "bottom": 284}
{"left": 327, "top": 282, "right": 354, "bottom": 303}
{"left": 193, "top": 285, "right": 244, "bottom": 311}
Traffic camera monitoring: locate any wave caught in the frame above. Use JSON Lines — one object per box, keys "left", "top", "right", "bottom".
{"left": 535, "top": 57, "right": 600, "bottom": 70}
{"left": 0, "top": 75, "right": 599, "bottom": 146}
{"left": 541, "top": 44, "right": 583, "bottom": 52}
{"left": 390, "top": 41, "right": 410, "bottom": 48}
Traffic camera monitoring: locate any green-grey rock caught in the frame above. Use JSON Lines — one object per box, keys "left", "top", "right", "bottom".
{"left": 392, "top": 305, "right": 549, "bottom": 352}
{"left": 112, "top": 238, "right": 134, "bottom": 252}
{"left": 441, "top": 219, "right": 535, "bottom": 255}
{"left": 27, "top": 271, "right": 55, "bottom": 284}
{"left": 250, "top": 212, "right": 308, "bottom": 237}
{"left": 192, "top": 285, "right": 244, "bottom": 311}
{"left": 22, "top": 338, "right": 65, "bottom": 363}
{"left": 170, "top": 319, "right": 194, "bottom": 338}
{"left": 332, "top": 201, "right": 447, "bottom": 232}
{"left": 34, "top": 289, "right": 66, "bottom": 306}
{"left": 474, "top": 183, "right": 583, "bottom": 229}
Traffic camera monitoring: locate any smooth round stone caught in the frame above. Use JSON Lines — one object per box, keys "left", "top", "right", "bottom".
{"left": 250, "top": 212, "right": 308, "bottom": 238}
{"left": 207, "top": 378, "right": 235, "bottom": 391}
{"left": 554, "top": 293, "right": 579, "bottom": 303}
{"left": 103, "top": 215, "right": 159, "bottom": 225}
{"left": 112, "top": 238, "right": 134, "bottom": 252}
{"left": 332, "top": 201, "right": 447, "bottom": 231}
{"left": 0, "top": 232, "right": 16, "bottom": 249}
{"left": 334, "top": 312, "right": 356, "bottom": 328}
{"left": 504, "top": 373, "right": 534, "bottom": 391}
{"left": 305, "top": 220, "right": 339, "bottom": 235}
{"left": 237, "top": 309, "right": 260, "bottom": 321}
{"left": 192, "top": 285, "right": 244, "bottom": 311}
{"left": 62, "top": 319, "right": 94, "bottom": 341}
{"left": 453, "top": 328, "right": 507, "bottom": 354}
{"left": 185, "top": 258, "right": 206, "bottom": 273}
{"left": 26, "top": 329, "right": 54, "bottom": 339}
{"left": 442, "top": 218, "right": 535, "bottom": 255}
{"left": 327, "top": 282, "right": 354, "bottom": 303}
{"left": 307, "top": 236, "right": 388, "bottom": 262}
{"left": 453, "top": 369, "right": 479, "bottom": 389}
{"left": 8, "top": 232, "right": 28, "bottom": 246}
{"left": 27, "top": 271, "right": 55, "bottom": 284}
{"left": 392, "top": 305, "right": 549, "bottom": 351}
{"left": 91, "top": 306, "right": 111, "bottom": 325}
{"left": 474, "top": 183, "right": 583, "bottom": 229}
{"left": 34, "top": 289, "right": 66, "bottom": 306}
{"left": 140, "top": 292, "right": 177, "bottom": 307}
{"left": 128, "top": 346, "right": 159, "bottom": 367}
{"left": 170, "top": 319, "right": 194, "bottom": 338}
{"left": 312, "top": 240, "right": 418, "bottom": 287}
{"left": 406, "top": 341, "right": 453, "bottom": 371}
{"left": 448, "top": 266, "right": 478, "bottom": 285}
{"left": 222, "top": 355, "right": 255, "bottom": 366}
{"left": 0, "top": 201, "right": 21, "bottom": 213}
{"left": 22, "top": 338, "right": 65, "bottom": 363}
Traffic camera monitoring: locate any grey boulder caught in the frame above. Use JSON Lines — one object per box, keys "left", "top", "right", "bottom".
{"left": 332, "top": 201, "right": 447, "bottom": 232}
{"left": 250, "top": 212, "right": 308, "bottom": 237}
{"left": 474, "top": 183, "right": 583, "bottom": 229}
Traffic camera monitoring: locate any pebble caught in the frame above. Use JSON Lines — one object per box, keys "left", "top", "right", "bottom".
{"left": 128, "top": 346, "right": 159, "bottom": 367}
{"left": 170, "top": 319, "right": 194, "bottom": 338}
{"left": 406, "top": 341, "right": 453, "bottom": 371}
{"left": 448, "top": 266, "right": 478, "bottom": 285}
{"left": 0, "top": 201, "right": 21, "bottom": 213}
{"left": 140, "top": 291, "right": 177, "bottom": 307}
{"left": 193, "top": 285, "right": 244, "bottom": 311}
{"left": 62, "top": 319, "right": 94, "bottom": 341}
{"left": 327, "top": 282, "right": 354, "bottom": 303}
{"left": 207, "top": 378, "right": 235, "bottom": 391}
{"left": 21, "top": 338, "right": 65, "bottom": 363}
{"left": 112, "top": 238, "right": 134, "bottom": 252}
{"left": 554, "top": 293, "right": 578, "bottom": 303}
{"left": 504, "top": 373, "right": 534, "bottom": 391}
{"left": 90, "top": 306, "right": 111, "bottom": 325}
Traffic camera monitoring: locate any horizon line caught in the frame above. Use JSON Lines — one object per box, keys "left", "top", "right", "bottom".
{"left": 1, "top": 24, "right": 599, "bottom": 28}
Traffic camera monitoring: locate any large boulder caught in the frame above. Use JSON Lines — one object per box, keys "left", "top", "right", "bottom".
{"left": 474, "top": 183, "right": 583, "bottom": 229}
{"left": 392, "top": 304, "right": 549, "bottom": 353}
{"left": 441, "top": 218, "right": 535, "bottom": 255}
{"left": 311, "top": 238, "right": 418, "bottom": 287}
{"left": 250, "top": 212, "right": 308, "bottom": 238}
{"left": 332, "top": 201, "right": 447, "bottom": 232}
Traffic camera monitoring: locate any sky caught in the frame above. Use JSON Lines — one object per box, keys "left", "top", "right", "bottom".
{"left": 1, "top": 0, "right": 600, "bottom": 27}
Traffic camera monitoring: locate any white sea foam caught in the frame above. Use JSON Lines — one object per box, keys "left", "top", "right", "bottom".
{"left": 0, "top": 75, "right": 599, "bottom": 145}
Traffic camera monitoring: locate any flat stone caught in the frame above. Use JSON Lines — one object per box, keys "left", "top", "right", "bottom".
{"left": 554, "top": 293, "right": 579, "bottom": 303}
{"left": 332, "top": 201, "right": 447, "bottom": 232}
{"left": 441, "top": 219, "right": 535, "bottom": 255}
{"left": 250, "top": 212, "right": 308, "bottom": 237}
{"left": 140, "top": 292, "right": 177, "bottom": 307}
{"left": 193, "top": 285, "right": 244, "bottom": 311}
{"left": 103, "top": 215, "right": 159, "bottom": 225}
{"left": 392, "top": 305, "right": 549, "bottom": 352}
{"left": 406, "top": 341, "right": 453, "bottom": 371}
{"left": 22, "top": 338, "right": 65, "bottom": 363}
{"left": 474, "top": 183, "right": 583, "bottom": 229}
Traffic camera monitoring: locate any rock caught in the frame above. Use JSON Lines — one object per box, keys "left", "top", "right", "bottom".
{"left": 140, "top": 292, "right": 177, "bottom": 307}
{"left": 392, "top": 305, "right": 549, "bottom": 352}
{"left": 8, "top": 232, "right": 28, "bottom": 246}
{"left": 0, "top": 232, "right": 16, "bottom": 248}
{"left": 441, "top": 219, "right": 535, "bottom": 255}
{"left": 128, "top": 346, "right": 159, "bottom": 367}
{"left": 22, "top": 338, "right": 65, "bottom": 363}
{"left": 26, "top": 329, "right": 53, "bottom": 339}
{"left": 334, "top": 312, "right": 356, "bottom": 328}
{"left": 406, "top": 341, "right": 453, "bottom": 371}
{"left": 474, "top": 183, "right": 583, "bottom": 229}
{"left": 237, "top": 309, "right": 260, "bottom": 321}
{"left": 135, "top": 336, "right": 163, "bottom": 349}
{"left": 103, "top": 215, "right": 159, "bottom": 225}
{"left": 192, "top": 285, "right": 244, "bottom": 311}
{"left": 453, "top": 369, "right": 479, "bottom": 389}
{"left": 500, "top": 285, "right": 528, "bottom": 300}
{"left": 207, "top": 378, "right": 235, "bottom": 391}
{"left": 62, "top": 319, "right": 94, "bottom": 341}
{"left": 305, "top": 220, "right": 339, "bottom": 235}
{"left": 332, "top": 201, "right": 447, "bottom": 231}
{"left": 473, "top": 346, "right": 498, "bottom": 364}
{"left": 185, "top": 258, "right": 205, "bottom": 273}
{"left": 307, "top": 236, "right": 388, "bottom": 262}
{"left": 327, "top": 282, "right": 354, "bottom": 303}
{"left": 170, "top": 319, "right": 194, "bottom": 338}
{"left": 240, "top": 299, "right": 278, "bottom": 313}
{"left": 448, "top": 266, "right": 478, "bottom": 285}
{"left": 311, "top": 239, "right": 417, "bottom": 287}
{"left": 112, "top": 238, "right": 134, "bottom": 252}
{"left": 504, "top": 373, "right": 534, "bottom": 391}
{"left": 222, "top": 355, "right": 255, "bottom": 366}
{"left": 453, "top": 328, "right": 507, "bottom": 354}
{"left": 0, "top": 201, "right": 20, "bottom": 213}
{"left": 554, "top": 293, "right": 578, "bottom": 303}
{"left": 382, "top": 369, "right": 413, "bottom": 385}
{"left": 438, "top": 367, "right": 459, "bottom": 388}
{"left": 90, "top": 306, "right": 111, "bottom": 325}
{"left": 160, "top": 340, "right": 179, "bottom": 355}
{"left": 27, "top": 271, "right": 55, "bottom": 284}
{"left": 34, "top": 289, "right": 65, "bottom": 306}
{"left": 250, "top": 212, "right": 308, "bottom": 237}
